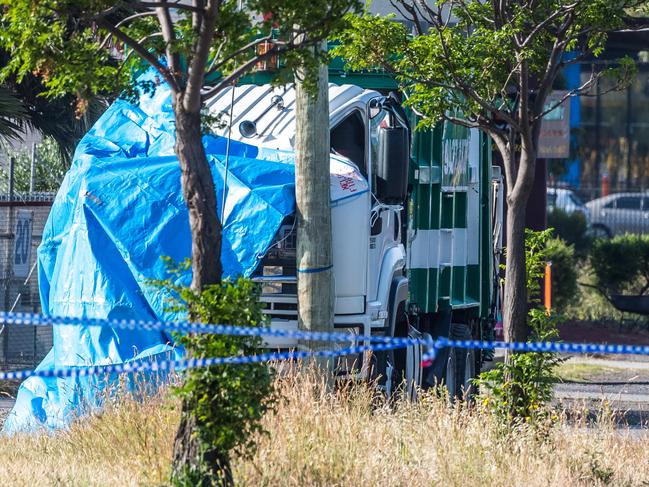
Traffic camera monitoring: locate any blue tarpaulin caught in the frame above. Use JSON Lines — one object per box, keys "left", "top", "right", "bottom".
{"left": 2, "top": 79, "right": 306, "bottom": 432}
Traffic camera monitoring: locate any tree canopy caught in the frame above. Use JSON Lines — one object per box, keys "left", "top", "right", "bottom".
{"left": 0, "top": 1, "right": 359, "bottom": 109}
{"left": 336, "top": 0, "right": 645, "bottom": 342}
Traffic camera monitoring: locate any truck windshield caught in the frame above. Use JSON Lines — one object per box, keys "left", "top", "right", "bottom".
{"left": 330, "top": 110, "right": 366, "bottom": 177}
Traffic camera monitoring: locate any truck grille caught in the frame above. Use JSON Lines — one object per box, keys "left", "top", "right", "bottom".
{"left": 253, "top": 217, "right": 298, "bottom": 320}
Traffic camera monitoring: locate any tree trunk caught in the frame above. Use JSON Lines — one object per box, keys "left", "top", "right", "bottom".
{"left": 503, "top": 151, "right": 536, "bottom": 343}
{"left": 171, "top": 97, "right": 227, "bottom": 485}
{"left": 174, "top": 99, "right": 222, "bottom": 291}
{"left": 503, "top": 192, "right": 529, "bottom": 343}
{"left": 171, "top": 398, "right": 233, "bottom": 486}
{"left": 294, "top": 45, "right": 335, "bottom": 358}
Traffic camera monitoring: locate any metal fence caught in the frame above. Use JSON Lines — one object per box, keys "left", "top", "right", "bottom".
{"left": 0, "top": 191, "right": 54, "bottom": 370}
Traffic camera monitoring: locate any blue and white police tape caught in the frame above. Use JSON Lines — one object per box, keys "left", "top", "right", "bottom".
{"left": 0, "top": 311, "right": 422, "bottom": 347}
{"left": 0, "top": 340, "right": 406, "bottom": 381}
{"left": 421, "top": 336, "right": 649, "bottom": 365}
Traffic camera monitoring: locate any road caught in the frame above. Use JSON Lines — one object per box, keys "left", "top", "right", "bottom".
{"left": 553, "top": 356, "right": 649, "bottom": 428}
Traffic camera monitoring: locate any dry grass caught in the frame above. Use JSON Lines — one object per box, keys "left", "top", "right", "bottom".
{"left": 1, "top": 370, "right": 649, "bottom": 486}
{"left": 235, "top": 372, "right": 649, "bottom": 486}
{"left": 0, "top": 386, "right": 179, "bottom": 486}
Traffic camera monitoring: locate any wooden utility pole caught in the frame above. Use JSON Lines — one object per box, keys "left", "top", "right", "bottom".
{"left": 294, "top": 41, "right": 334, "bottom": 358}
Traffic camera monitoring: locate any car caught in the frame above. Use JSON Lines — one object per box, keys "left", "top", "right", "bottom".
{"left": 586, "top": 192, "right": 649, "bottom": 237}
{"left": 547, "top": 187, "right": 589, "bottom": 222}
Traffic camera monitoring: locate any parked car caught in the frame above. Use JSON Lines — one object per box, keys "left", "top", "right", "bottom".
{"left": 547, "top": 187, "right": 589, "bottom": 222}
{"left": 586, "top": 192, "right": 649, "bottom": 237}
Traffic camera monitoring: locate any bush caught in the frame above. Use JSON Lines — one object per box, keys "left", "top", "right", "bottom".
{"left": 590, "top": 234, "right": 649, "bottom": 294}
{"left": 476, "top": 309, "right": 562, "bottom": 425}
{"left": 547, "top": 208, "right": 590, "bottom": 255}
{"left": 545, "top": 237, "right": 578, "bottom": 312}
{"left": 154, "top": 268, "right": 276, "bottom": 486}
{"left": 476, "top": 229, "right": 563, "bottom": 426}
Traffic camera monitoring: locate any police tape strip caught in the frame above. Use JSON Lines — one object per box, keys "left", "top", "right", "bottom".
{"left": 3, "top": 311, "right": 649, "bottom": 382}
{"left": 420, "top": 337, "right": 649, "bottom": 364}
{"left": 0, "top": 311, "right": 421, "bottom": 346}
{"left": 0, "top": 341, "right": 407, "bottom": 381}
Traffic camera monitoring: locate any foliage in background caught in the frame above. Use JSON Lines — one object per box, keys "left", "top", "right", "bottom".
{"left": 476, "top": 229, "right": 562, "bottom": 426}
{"left": 0, "top": 85, "right": 29, "bottom": 145}
{"left": 0, "top": 137, "right": 68, "bottom": 192}
{"left": 152, "top": 265, "right": 275, "bottom": 486}
{"left": 525, "top": 229, "right": 554, "bottom": 305}
{"left": 590, "top": 234, "right": 649, "bottom": 295}
{"left": 547, "top": 208, "right": 591, "bottom": 256}
{"left": 545, "top": 237, "right": 578, "bottom": 313}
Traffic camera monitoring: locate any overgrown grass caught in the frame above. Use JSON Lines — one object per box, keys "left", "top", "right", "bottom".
{"left": 1, "top": 370, "right": 649, "bottom": 486}
{"left": 556, "top": 362, "right": 622, "bottom": 382}
{"left": 0, "top": 386, "right": 178, "bottom": 485}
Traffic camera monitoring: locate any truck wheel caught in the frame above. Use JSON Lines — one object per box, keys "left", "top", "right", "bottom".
{"left": 455, "top": 348, "right": 476, "bottom": 400}
{"left": 374, "top": 302, "right": 413, "bottom": 399}
{"left": 444, "top": 347, "right": 457, "bottom": 398}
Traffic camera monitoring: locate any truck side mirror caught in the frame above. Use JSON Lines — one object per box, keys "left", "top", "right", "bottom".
{"left": 376, "top": 126, "right": 410, "bottom": 203}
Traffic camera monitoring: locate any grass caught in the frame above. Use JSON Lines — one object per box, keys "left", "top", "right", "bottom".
{"left": 0, "top": 387, "right": 178, "bottom": 486}
{"left": 556, "top": 362, "right": 623, "bottom": 382}
{"left": 1, "top": 370, "right": 649, "bottom": 486}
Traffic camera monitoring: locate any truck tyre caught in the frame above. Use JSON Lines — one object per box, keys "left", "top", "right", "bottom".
{"left": 374, "top": 301, "right": 411, "bottom": 399}
{"left": 390, "top": 302, "right": 409, "bottom": 396}
{"left": 451, "top": 322, "right": 476, "bottom": 400}
{"left": 444, "top": 347, "right": 457, "bottom": 398}
{"left": 455, "top": 348, "right": 476, "bottom": 400}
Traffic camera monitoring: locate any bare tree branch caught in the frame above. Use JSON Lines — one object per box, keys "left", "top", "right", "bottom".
{"left": 96, "top": 18, "right": 180, "bottom": 92}
{"left": 156, "top": 5, "right": 180, "bottom": 77}
{"left": 130, "top": 1, "right": 205, "bottom": 14}
{"left": 201, "top": 45, "right": 282, "bottom": 101}
{"left": 205, "top": 34, "right": 273, "bottom": 78}
{"left": 183, "top": 0, "right": 220, "bottom": 113}
{"left": 193, "top": 0, "right": 205, "bottom": 30}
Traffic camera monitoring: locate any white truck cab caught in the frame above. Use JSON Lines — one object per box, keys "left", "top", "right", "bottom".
{"left": 207, "top": 83, "right": 419, "bottom": 385}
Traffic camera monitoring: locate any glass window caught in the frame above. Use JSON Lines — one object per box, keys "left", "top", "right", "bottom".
{"left": 331, "top": 111, "right": 366, "bottom": 177}
{"left": 643, "top": 197, "right": 649, "bottom": 210}
{"left": 569, "top": 192, "right": 584, "bottom": 207}
{"left": 615, "top": 196, "right": 641, "bottom": 210}
{"left": 369, "top": 107, "right": 390, "bottom": 190}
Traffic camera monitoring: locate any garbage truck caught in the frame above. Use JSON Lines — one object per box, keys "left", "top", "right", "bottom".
{"left": 206, "top": 73, "right": 504, "bottom": 397}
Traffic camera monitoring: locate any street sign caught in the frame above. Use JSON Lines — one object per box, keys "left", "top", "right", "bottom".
{"left": 14, "top": 209, "right": 33, "bottom": 278}
{"left": 539, "top": 90, "right": 571, "bottom": 159}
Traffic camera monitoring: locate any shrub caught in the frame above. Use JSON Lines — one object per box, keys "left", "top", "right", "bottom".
{"left": 545, "top": 237, "right": 578, "bottom": 312}
{"left": 547, "top": 208, "right": 590, "bottom": 255}
{"left": 590, "top": 234, "right": 649, "bottom": 294}
{"left": 476, "top": 309, "right": 562, "bottom": 425}
{"left": 475, "top": 229, "right": 562, "bottom": 426}
{"left": 153, "top": 267, "right": 276, "bottom": 486}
